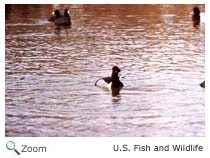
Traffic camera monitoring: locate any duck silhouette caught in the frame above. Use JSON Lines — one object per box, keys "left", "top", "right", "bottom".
{"left": 192, "top": 7, "right": 200, "bottom": 28}
{"left": 62, "top": 9, "right": 71, "bottom": 25}
{"left": 95, "top": 66, "right": 124, "bottom": 90}
{"left": 48, "top": 9, "right": 60, "bottom": 22}
{"left": 48, "top": 9, "right": 71, "bottom": 26}
{"left": 200, "top": 81, "right": 205, "bottom": 88}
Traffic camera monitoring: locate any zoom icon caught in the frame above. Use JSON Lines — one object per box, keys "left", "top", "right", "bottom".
{"left": 6, "top": 141, "right": 20, "bottom": 155}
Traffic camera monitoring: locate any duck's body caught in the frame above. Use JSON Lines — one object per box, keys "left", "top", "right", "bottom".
{"left": 48, "top": 15, "right": 56, "bottom": 22}
{"left": 95, "top": 66, "right": 123, "bottom": 90}
{"left": 95, "top": 77, "right": 112, "bottom": 90}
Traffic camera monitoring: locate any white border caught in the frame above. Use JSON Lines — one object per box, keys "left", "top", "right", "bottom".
{"left": 1, "top": 0, "right": 207, "bottom": 4}
{"left": 0, "top": 1, "right": 5, "bottom": 156}
{"left": 1, "top": 0, "right": 208, "bottom": 158}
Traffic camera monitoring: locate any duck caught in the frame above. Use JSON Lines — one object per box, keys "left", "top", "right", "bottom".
{"left": 192, "top": 7, "right": 200, "bottom": 27}
{"left": 95, "top": 66, "right": 124, "bottom": 90}
{"left": 48, "top": 9, "right": 60, "bottom": 22}
{"left": 63, "top": 9, "right": 71, "bottom": 25}
{"left": 200, "top": 81, "right": 205, "bottom": 88}
{"left": 48, "top": 9, "right": 71, "bottom": 26}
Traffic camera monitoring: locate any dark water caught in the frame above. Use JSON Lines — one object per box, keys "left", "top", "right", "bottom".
{"left": 5, "top": 4, "right": 205, "bottom": 137}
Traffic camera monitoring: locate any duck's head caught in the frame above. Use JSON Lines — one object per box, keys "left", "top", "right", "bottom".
{"left": 111, "top": 66, "right": 121, "bottom": 79}
{"left": 112, "top": 66, "right": 121, "bottom": 73}
{"left": 193, "top": 7, "right": 200, "bottom": 16}
{"left": 64, "top": 9, "right": 70, "bottom": 17}
{"left": 54, "top": 9, "right": 61, "bottom": 18}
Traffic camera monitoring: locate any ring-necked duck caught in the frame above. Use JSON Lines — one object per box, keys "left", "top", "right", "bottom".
{"left": 62, "top": 9, "right": 71, "bottom": 25}
{"left": 48, "top": 9, "right": 60, "bottom": 22}
{"left": 192, "top": 7, "right": 200, "bottom": 27}
{"left": 48, "top": 9, "right": 71, "bottom": 26}
{"left": 200, "top": 81, "right": 205, "bottom": 88}
{"left": 95, "top": 66, "right": 124, "bottom": 90}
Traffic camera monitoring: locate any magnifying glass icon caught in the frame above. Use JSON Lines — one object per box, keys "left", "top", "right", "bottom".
{"left": 6, "top": 141, "right": 20, "bottom": 155}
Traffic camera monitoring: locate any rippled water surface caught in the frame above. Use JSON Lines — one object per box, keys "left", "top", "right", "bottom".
{"left": 5, "top": 4, "right": 205, "bottom": 136}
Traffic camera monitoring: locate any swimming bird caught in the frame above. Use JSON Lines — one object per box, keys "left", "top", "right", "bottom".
{"left": 48, "top": 9, "right": 71, "bottom": 25}
{"left": 192, "top": 7, "right": 200, "bottom": 28}
{"left": 62, "top": 9, "right": 71, "bottom": 25}
{"left": 95, "top": 66, "right": 124, "bottom": 90}
{"left": 200, "top": 81, "right": 205, "bottom": 88}
{"left": 48, "top": 9, "right": 60, "bottom": 22}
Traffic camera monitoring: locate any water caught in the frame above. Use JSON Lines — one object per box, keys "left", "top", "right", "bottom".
{"left": 5, "top": 4, "right": 205, "bottom": 137}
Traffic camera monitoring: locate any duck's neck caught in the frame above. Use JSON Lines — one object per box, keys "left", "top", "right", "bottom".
{"left": 64, "top": 13, "right": 69, "bottom": 17}
{"left": 111, "top": 72, "right": 120, "bottom": 82}
{"left": 111, "top": 72, "right": 123, "bottom": 88}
